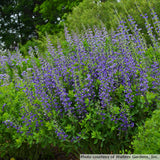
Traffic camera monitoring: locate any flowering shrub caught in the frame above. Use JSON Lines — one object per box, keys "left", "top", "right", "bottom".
{"left": 0, "top": 10, "right": 160, "bottom": 159}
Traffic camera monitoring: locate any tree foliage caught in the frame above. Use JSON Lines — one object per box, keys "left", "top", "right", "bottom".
{"left": 1, "top": 0, "right": 160, "bottom": 50}
{"left": 0, "top": 0, "right": 44, "bottom": 49}
{"left": 0, "top": 0, "right": 82, "bottom": 50}
{"left": 34, "top": 0, "right": 83, "bottom": 34}
{"left": 65, "top": 0, "right": 118, "bottom": 33}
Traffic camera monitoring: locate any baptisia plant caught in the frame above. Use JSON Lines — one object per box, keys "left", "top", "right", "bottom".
{"left": 0, "top": 10, "right": 160, "bottom": 159}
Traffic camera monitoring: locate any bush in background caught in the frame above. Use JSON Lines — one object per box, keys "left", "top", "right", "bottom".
{"left": 132, "top": 107, "right": 160, "bottom": 154}
{"left": 65, "top": 0, "right": 118, "bottom": 33}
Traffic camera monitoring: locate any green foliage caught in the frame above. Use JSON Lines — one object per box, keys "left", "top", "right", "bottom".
{"left": 132, "top": 107, "right": 160, "bottom": 154}
{"left": 0, "top": 81, "right": 26, "bottom": 157}
{"left": 65, "top": 0, "right": 118, "bottom": 33}
{"left": 34, "top": 0, "right": 83, "bottom": 34}
{"left": 0, "top": 81, "right": 58, "bottom": 159}
{"left": 0, "top": 0, "right": 82, "bottom": 50}
{"left": 0, "top": 0, "right": 44, "bottom": 50}
{"left": 144, "top": 45, "right": 160, "bottom": 64}
{"left": 34, "top": 31, "right": 67, "bottom": 55}
{"left": 19, "top": 40, "right": 39, "bottom": 57}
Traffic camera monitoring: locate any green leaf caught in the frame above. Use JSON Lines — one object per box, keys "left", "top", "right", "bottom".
{"left": 68, "top": 90, "right": 74, "bottom": 98}
{"left": 15, "top": 138, "right": 23, "bottom": 148}
{"left": 111, "top": 106, "right": 120, "bottom": 114}
{"left": 146, "top": 91, "right": 157, "bottom": 103}
{"left": 111, "top": 126, "right": 116, "bottom": 132}
{"left": 84, "top": 98, "right": 89, "bottom": 105}
{"left": 91, "top": 131, "right": 102, "bottom": 140}
{"left": 65, "top": 124, "right": 73, "bottom": 132}
{"left": 45, "top": 122, "right": 52, "bottom": 130}
{"left": 86, "top": 114, "right": 91, "bottom": 120}
{"left": 100, "top": 141, "right": 103, "bottom": 148}
{"left": 94, "top": 139, "right": 98, "bottom": 144}
{"left": 96, "top": 79, "right": 101, "bottom": 85}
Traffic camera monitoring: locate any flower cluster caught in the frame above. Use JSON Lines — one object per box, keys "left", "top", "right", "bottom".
{"left": 1, "top": 10, "right": 160, "bottom": 146}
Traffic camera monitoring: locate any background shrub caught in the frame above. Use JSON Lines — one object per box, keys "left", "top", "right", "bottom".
{"left": 65, "top": 0, "right": 118, "bottom": 33}
{"left": 132, "top": 106, "right": 160, "bottom": 154}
